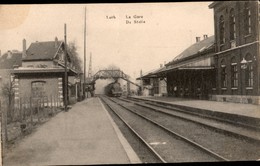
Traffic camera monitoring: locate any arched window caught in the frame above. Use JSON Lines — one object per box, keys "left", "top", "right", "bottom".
{"left": 31, "top": 81, "right": 46, "bottom": 98}
{"left": 221, "top": 59, "right": 227, "bottom": 88}
{"left": 244, "top": 2, "right": 252, "bottom": 35}
{"left": 231, "top": 57, "right": 238, "bottom": 87}
{"left": 219, "top": 15, "right": 225, "bottom": 44}
{"left": 245, "top": 54, "right": 253, "bottom": 87}
{"left": 229, "top": 9, "right": 236, "bottom": 40}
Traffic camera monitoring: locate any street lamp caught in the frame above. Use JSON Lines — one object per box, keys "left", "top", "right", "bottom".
{"left": 240, "top": 57, "right": 248, "bottom": 96}
{"left": 240, "top": 57, "right": 247, "bottom": 69}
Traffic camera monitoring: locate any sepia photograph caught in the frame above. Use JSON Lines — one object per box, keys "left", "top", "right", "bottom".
{"left": 0, "top": 1, "right": 260, "bottom": 165}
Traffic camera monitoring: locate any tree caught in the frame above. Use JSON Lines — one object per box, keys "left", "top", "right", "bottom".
{"left": 105, "top": 64, "right": 120, "bottom": 70}
{"left": 1, "top": 80, "right": 15, "bottom": 122}
{"left": 67, "top": 42, "right": 83, "bottom": 73}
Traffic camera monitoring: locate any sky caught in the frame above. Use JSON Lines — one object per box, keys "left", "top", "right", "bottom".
{"left": 0, "top": 2, "right": 214, "bottom": 79}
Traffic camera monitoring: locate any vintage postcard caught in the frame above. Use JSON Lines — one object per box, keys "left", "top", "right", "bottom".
{"left": 0, "top": 1, "right": 260, "bottom": 165}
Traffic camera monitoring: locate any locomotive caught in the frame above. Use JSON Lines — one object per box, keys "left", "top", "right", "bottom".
{"left": 105, "top": 81, "right": 123, "bottom": 97}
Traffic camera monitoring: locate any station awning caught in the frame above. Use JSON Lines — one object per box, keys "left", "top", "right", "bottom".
{"left": 157, "top": 66, "right": 214, "bottom": 73}
{"left": 137, "top": 66, "right": 214, "bottom": 80}
{"left": 12, "top": 67, "right": 77, "bottom": 76}
{"left": 177, "top": 66, "right": 214, "bottom": 70}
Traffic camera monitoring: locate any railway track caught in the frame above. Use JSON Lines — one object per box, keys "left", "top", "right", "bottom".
{"left": 127, "top": 97, "right": 260, "bottom": 131}
{"left": 100, "top": 96, "right": 165, "bottom": 163}
{"left": 102, "top": 96, "right": 260, "bottom": 162}
{"left": 122, "top": 97, "right": 260, "bottom": 143}
{"left": 100, "top": 96, "right": 228, "bottom": 163}
{"left": 116, "top": 97, "right": 260, "bottom": 161}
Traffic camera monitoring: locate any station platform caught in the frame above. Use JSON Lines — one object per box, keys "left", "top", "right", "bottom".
{"left": 131, "top": 96, "right": 260, "bottom": 127}
{"left": 3, "top": 97, "right": 141, "bottom": 165}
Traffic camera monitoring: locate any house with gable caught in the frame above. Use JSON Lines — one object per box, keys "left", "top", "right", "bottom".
{"left": 0, "top": 50, "right": 22, "bottom": 101}
{"left": 12, "top": 37, "right": 80, "bottom": 106}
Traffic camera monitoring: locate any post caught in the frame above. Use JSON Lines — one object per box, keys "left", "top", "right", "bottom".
{"left": 51, "top": 95, "right": 53, "bottom": 115}
{"left": 54, "top": 95, "right": 56, "bottom": 112}
{"left": 37, "top": 99, "right": 40, "bottom": 122}
{"left": 19, "top": 98, "right": 22, "bottom": 122}
{"left": 43, "top": 98, "right": 46, "bottom": 117}
{"left": 1, "top": 100, "right": 8, "bottom": 143}
{"left": 47, "top": 96, "right": 49, "bottom": 115}
{"left": 140, "top": 69, "right": 143, "bottom": 95}
{"left": 30, "top": 97, "right": 33, "bottom": 125}
{"left": 83, "top": 7, "right": 87, "bottom": 99}
{"left": 23, "top": 99, "right": 25, "bottom": 120}
{"left": 64, "top": 23, "right": 68, "bottom": 112}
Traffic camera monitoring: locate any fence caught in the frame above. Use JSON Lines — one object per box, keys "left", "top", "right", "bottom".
{"left": 1, "top": 95, "right": 64, "bottom": 145}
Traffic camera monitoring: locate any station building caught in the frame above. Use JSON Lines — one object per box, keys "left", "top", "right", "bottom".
{"left": 163, "top": 35, "right": 216, "bottom": 100}
{"left": 138, "top": 1, "right": 260, "bottom": 105}
{"left": 11, "top": 38, "right": 80, "bottom": 105}
{"left": 209, "top": 1, "right": 260, "bottom": 104}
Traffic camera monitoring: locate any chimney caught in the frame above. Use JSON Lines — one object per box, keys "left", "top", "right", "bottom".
{"left": 7, "top": 50, "right": 12, "bottom": 59}
{"left": 203, "top": 34, "right": 208, "bottom": 39}
{"left": 196, "top": 37, "right": 201, "bottom": 43}
{"left": 55, "top": 37, "right": 58, "bottom": 48}
{"left": 22, "top": 39, "right": 26, "bottom": 58}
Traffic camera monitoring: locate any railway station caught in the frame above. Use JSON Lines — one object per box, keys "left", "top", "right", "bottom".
{"left": 1, "top": 1, "right": 260, "bottom": 165}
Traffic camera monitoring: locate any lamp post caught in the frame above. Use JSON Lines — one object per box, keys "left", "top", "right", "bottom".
{"left": 241, "top": 57, "right": 247, "bottom": 69}
{"left": 64, "top": 24, "right": 68, "bottom": 112}
{"left": 83, "top": 7, "right": 86, "bottom": 99}
{"left": 240, "top": 57, "right": 248, "bottom": 96}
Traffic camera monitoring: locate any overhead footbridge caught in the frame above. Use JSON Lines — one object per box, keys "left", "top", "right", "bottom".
{"left": 85, "top": 69, "right": 142, "bottom": 95}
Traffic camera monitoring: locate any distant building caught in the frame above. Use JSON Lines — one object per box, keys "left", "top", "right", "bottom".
{"left": 137, "top": 65, "right": 167, "bottom": 96}
{"left": 12, "top": 37, "right": 79, "bottom": 105}
{"left": 209, "top": 1, "right": 260, "bottom": 104}
{"left": 0, "top": 50, "right": 22, "bottom": 101}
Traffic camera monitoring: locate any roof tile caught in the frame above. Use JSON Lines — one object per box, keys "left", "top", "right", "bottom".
{"left": 23, "top": 41, "right": 62, "bottom": 61}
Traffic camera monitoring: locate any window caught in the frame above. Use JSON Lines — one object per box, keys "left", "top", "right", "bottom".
{"left": 231, "top": 57, "right": 238, "bottom": 87}
{"left": 244, "top": 2, "right": 252, "bottom": 35}
{"left": 245, "top": 54, "right": 253, "bottom": 87}
{"left": 229, "top": 9, "right": 236, "bottom": 40}
{"left": 221, "top": 59, "right": 227, "bottom": 88}
{"left": 31, "top": 81, "right": 46, "bottom": 98}
{"left": 219, "top": 15, "right": 225, "bottom": 44}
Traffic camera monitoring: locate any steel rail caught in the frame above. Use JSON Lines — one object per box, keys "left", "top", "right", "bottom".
{"left": 136, "top": 101, "right": 260, "bottom": 144}
{"left": 121, "top": 97, "right": 260, "bottom": 143}
{"left": 100, "top": 96, "right": 167, "bottom": 163}
{"left": 127, "top": 97, "right": 260, "bottom": 131}
{"left": 110, "top": 97, "right": 229, "bottom": 161}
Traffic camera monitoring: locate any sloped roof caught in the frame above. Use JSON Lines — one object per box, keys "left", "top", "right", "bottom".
{"left": 0, "top": 51, "right": 22, "bottom": 69}
{"left": 136, "top": 66, "right": 166, "bottom": 80}
{"left": 167, "top": 35, "right": 214, "bottom": 65}
{"left": 23, "top": 41, "right": 62, "bottom": 61}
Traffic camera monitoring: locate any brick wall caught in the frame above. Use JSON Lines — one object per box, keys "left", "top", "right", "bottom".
{"left": 212, "top": 1, "right": 260, "bottom": 104}
{"left": 18, "top": 77, "right": 60, "bottom": 98}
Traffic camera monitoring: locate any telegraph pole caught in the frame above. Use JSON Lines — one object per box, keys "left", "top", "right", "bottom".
{"left": 83, "top": 7, "right": 86, "bottom": 99}
{"left": 88, "top": 52, "right": 92, "bottom": 78}
{"left": 140, "top": 69, "right": 143, "bottom": 95}
{"left": 64, "top": 24, "right": 68, "bottom": 111}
